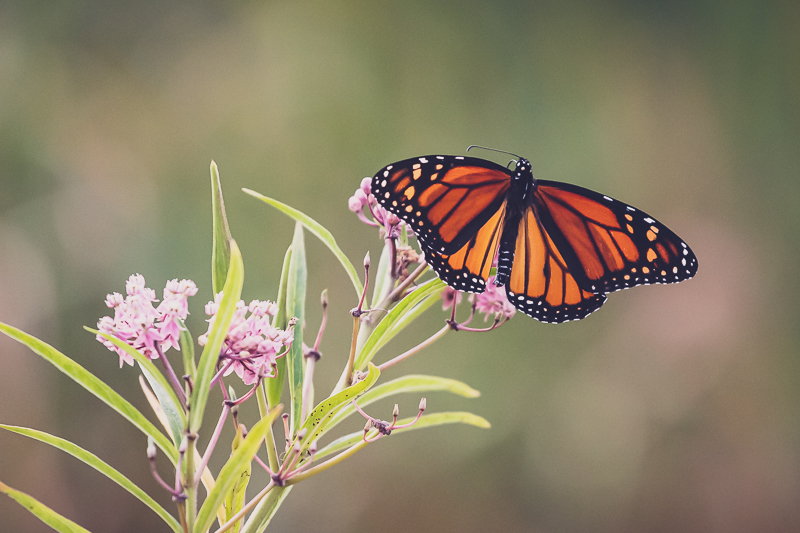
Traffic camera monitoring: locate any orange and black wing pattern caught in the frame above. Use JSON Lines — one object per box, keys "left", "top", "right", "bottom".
{"left": 505, "top": 205, "right": 608, "bottom": 323}
{"left": 533, "top": 180, "right": 698, "bottom": 295}
{"left": 371, "top": 155, "right": 511, "bottom": 292}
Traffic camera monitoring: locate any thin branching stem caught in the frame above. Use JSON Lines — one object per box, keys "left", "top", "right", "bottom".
{"left": 212, "top": 481, "right": 276, "bottom": 533}
{"left": 194, "top": 402, "right": 231, "bottom": 487}
{"left": 377, "top": 324, "right": 449, "bottom": 371}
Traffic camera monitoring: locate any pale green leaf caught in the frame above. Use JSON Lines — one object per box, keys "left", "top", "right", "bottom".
{"left": 88, "top": 328, "right": 185, "bottom": 443}
{"left": 0, "top": 322, "right": 177, "bottom": 464}
{"left": 193, "top": 406, "right": 282, "bottom": 533}
{"left": 240, "top": 486, "right": 292, "bottom": 533}
{"left": 355, "top": 278, "right": 446, "bottom": 369}
{"left": 0, "top": 479, "right": 92, "bottom": 533}
{"left": 286, "top": 222, "right": 306, "bottom": 436}
{"left": 315, "top": 411, "right": 491, "bottom": 460}
{"left": 293, "top": 363, "right": 380, "bottom": 456}
{"left": 0, "top": 425, "right": 181, "bottom": 532}
{"left": 266, "top": 244, "right": 292, "bottom": 409}
{"left": 211, "top": 160, "right": 233, "bottom": 295}
{"left": 326, "top": 375, "right": 479, "bottom": 431}
{"left": 190, "top": 240, "right": 244, "bottom": 433}
{"left": 243, "top": 189, "right": 363, "bottom": 297}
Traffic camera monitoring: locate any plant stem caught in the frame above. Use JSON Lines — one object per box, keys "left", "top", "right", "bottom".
{"left": 377, "top": 324, "right": 449, "bottom": 372}
{"left": 213, "top": 481, "right": 275, "bottom": 533}
{"left": 285, "top": 439, "right": 370, "bottom": 485}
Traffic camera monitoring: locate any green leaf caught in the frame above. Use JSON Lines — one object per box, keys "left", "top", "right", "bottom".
{"left": 326, "top": 375, "right": 480, "bottom": 431}
{"left": 293, "top": 363, "right": 380, "bottom": 456}
{"left": 193, "top": 406, "right": 282, "bottom": 533}
{"left": 0, "top": 322, "right": 178, "bottom": 464}
{"left": 180, "top": 323, "right": 197, "bottom": 382}
{"left": 224, "top": 424, "right": 251, "bottom": 533}
{"left": 370, "top": 240, "right": 393, "bottom": 308}
{"left": 211, "top": 160, "right": 233, "bottom": 295}
{"left": 0, "top": 479, "right": 92, "bottom": 533}
{"left": 315, "top": 411, "right": 491, "bottom": 460}
{"left": 286, "top": 222, "right": 307, "bottom": 436}
{"left": 88, "top": 328, "right": 185, "bottom": 444}
{"left": 190, "top": 240, "right": 244, "bottom": 433}
{"left": 355, "top": 278, "right": 446, "bottom": 369}
{"left": 243, "top": 189, "right": 363, "bottom": 298}
{"left": 139, "top": 363, "right": 183, "bottom": 445}
{"left": 267, "top": 245, "right": 292, "bottom": 409}
{"left": 240, "top": 486, "right": 292, "bottom": 533}
{"left": 0, "top": 425, "right": 181, "bottom": 532}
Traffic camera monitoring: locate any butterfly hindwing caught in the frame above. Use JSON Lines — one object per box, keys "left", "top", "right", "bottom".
{"left": 371, "top": 155, "right": 511, "bottom": 256}
{"left": 504, "top": 206, "right": 608, "bottom": 323}
{"left": 533, "top": 181, "right": 698, "bottom": 294}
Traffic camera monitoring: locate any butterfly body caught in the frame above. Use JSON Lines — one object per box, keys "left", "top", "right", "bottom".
{"left": 371, "top": 154, "right": 697, "bottom": 323}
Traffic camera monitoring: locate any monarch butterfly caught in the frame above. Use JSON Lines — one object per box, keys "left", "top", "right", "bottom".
{"left": 371, "top": 149, "right": 698, "bottom": 323}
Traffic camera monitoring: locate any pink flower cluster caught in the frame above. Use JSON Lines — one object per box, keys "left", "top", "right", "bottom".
{"left": 97, "top": 275, "right": 198, "bottom": 367}
{"left": 348, "top": 177, "right": 405, "bottom": 237}
{"left": 474, "top": 277, "right": 516, "bottom": 320}
{"left": 441, "top": 276, "right": 515, "bottom": 321}
{"left": 198, "top": 295, "right": 293, "bottom": 385}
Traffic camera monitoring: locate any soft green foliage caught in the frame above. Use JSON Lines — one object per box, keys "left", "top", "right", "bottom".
{"left": 286, "top": 222, "right": 307, "bottom": 435}
{"left": 1, "top": 168, "right": 490, "bottom": 533}
{"left": 315, "top": 412, "right": 491, "bottom": 460}
{"left": 294, "top": 363, "right": 380, "bottom": 455}
{"left": 267, "top": 245, "right": 293, "bottom": 409}
{"left": 243, "top": 189, "right": 364, "bottom": 297}
{"left": 194, "top": 406, "right": 282, "bottom": 533}
{"left": 190, "top": 240, "right": 244, "bottom": 433}
{"left": 211, "top": 161, "right": 233, "bottom": 295}
{"left": 0, "top": 480, "right": 93, "bottom": 533}
{"left": 326, "top": 375, "right": 480, "bottom": 431}
{"left": 90, "top": 328, "right": 185, "bottom": 443}
{"left": 0, "top": 321, "right": 178, "bottom": 464}
{"left": 0, "top": 425, "right": 182, "bottom": 532}
{"left": 355, "top": 277, "right": 447, "bottom": 369}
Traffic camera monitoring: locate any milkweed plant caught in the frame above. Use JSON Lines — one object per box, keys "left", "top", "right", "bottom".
{"left": 0, "top": 162, "right": 515, "bottom": 533}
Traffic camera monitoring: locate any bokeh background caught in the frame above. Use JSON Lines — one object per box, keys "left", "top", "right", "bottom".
{"left": 1, "top": 1, "right": 798, "bottom": 532}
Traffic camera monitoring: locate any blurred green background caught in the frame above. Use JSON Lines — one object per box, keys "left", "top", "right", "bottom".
{"left": 1, "top": 1, "right": 798, "bottom": 531}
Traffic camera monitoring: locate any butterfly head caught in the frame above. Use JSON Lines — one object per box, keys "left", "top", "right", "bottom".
{"left": 510, "top": 157, "right": 535, "bottom": 204}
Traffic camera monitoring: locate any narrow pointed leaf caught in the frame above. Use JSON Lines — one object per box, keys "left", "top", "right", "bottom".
{"left": 267, "top": 244, "right": 292, "bottom": 409}
{"left": 240, "top": 486, "right": 292, "bottom": 533}
{"left": 180, "top": 324, "right": 197, "bottom": 382}
{"left": 89, "top": 328, "right": 185, "bottom": 443}
{"left": 370, "top": 240, "right": 393, "bottom": 308}
{"left": 0, "top": 480, "right": 92, "bottom": 533}
{"left": 211, "top": 160, "right": 233, "bottom": 295}
{"left": 326, "top": 375, "right": 479, "bottom": 431}
{"left": 243, "top": 189, "right": 363, "bottom": 297}
{"left": 293, "top": 363, "right": 380, "bottom": 456}
{"left": 193, "top": 405, "right": 282, "bottom": 533}
{"left": 286, "top": 222, "right": 306, "bottom": 436}
{"left": 0, "top": 322, "right": 177, "bottom": 464}
{"left": 315, "top": 411, "right": 491, "bottom": 460}
{"left": 190, "top": 240, "right": 244, "bottom": 433}
{"left": 355, "top": 278, "right": 446, "bottom": 369}
{"left": 224, "top": 424, "right": 251, "bottom": 533}
{"left": 0, "top": 425, "right": 181, "bottom": 532}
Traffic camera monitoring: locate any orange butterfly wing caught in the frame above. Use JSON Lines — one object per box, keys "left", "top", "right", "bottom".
{"left": 533, "top": 181, "right": 698, "bottom": 294}
{"left": 505, "top": 205, "right": 608, "bottom": 323}
{"left": 371, "top": 155, "right": 511, "bottom": 256}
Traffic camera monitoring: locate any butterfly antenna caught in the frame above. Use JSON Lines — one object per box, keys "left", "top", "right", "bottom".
{"left": 466, "top": 145, "right": 521, "bottom": 160}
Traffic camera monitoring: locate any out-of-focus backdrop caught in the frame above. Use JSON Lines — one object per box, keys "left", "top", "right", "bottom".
{"left": 1, "top": 1, "right": 798, "bottom": 532}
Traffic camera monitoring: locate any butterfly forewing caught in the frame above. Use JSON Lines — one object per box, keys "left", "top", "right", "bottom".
{"left": 505, "top": 206, "right": 608, "bottom": 323}
{"left": 423, "top": 204, "right": 506, "bottom": 293}
{"left": 371, "top": 156, "right": 511, "bottom": 256}
{"left": 534, "top": 181, "right": 698, "bottom": 294}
